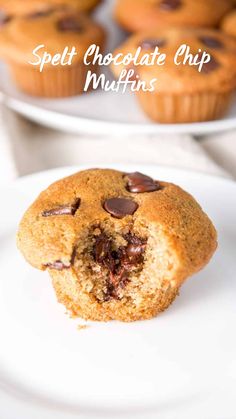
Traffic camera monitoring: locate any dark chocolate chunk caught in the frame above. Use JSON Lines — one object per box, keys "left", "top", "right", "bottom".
{"left": 200, "top": 54, "right": 220, "bottom": 74}
{"left": 140, "top": 38, "right": 166, "bottom": 49}
{"left": 0, "top": 10, "right": 11, "bottom": 26}
{"left": 57, "top": 16, "right": 83, "bottom": 32}
{"left": 199, "top": 36, "right": 223, "bottom": 49}
{"left": 103, "top": 283, "right": 116, "bottom": 302}
{"left": 103, "top": 198, "right": 138, "bottom": 219}
{"left": 27, "top": 9, "right": 53, "bottom": 19}
{"left": 42, "top": 198, "right": 81, "bottom": 217}
{"left": 93, "top": 233, "right": 109, "bottom": 263}
{"left": 93, "top": 232, "right": 147, "bottom": 301}
{"left": 45, "top": 260, "right": 71, "bottom": 270}
{"left": 123, "top": 232, "right": 146, "bottom": 245}
{"left": 126, "top": 65, "right": 138, "bottom": 82}
{"left": 126, "top": 243, "right": 146, "bottom": 258}
{"left": 126, "top": 172, "right": 161, "bottom": 193}
{"left": 159, "top": 0, "right": 182, "bottom": 11}
{"left": 93, "top": 233, "right": 115, "bottom": 271}
{"left": 123, "top": 233, "right": 146, "bottom": 264}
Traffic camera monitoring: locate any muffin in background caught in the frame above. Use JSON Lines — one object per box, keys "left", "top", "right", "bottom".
{"left": 0, "top": 10, "right": 105, "bottom": 97}
{"left": 114, "top": 0, "right": 234, "bottom": 33}
{"left": 221, "top": 10, "right": 236, "bottom": 38}
{"left": 111, "top": 28, "right": 236, "bottom": 123}
{"left": 0, "top": 0, "right": 102, "bottom": 19}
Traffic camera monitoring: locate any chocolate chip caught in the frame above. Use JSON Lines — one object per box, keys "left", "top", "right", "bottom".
{"left": 140, "top": 38, "right": 166, "bottom": 49}
{"left": 0, "top": 10, "right": 11, "bottom": 26}
{"left": 199, "top": 54, "right": 220, "bottom": 74}
{"left": 159, "top": 0, "right": 182, "bottom": 11}
{"left": 57, "top": 16, "right": 83, "bottom": 32}
{"left": 123, "top": 233, "right": 146, "bottom": 264}
{"left": 103, "top": 283, "right": 116, "bottom": 302}
{"left": 123, "top": 232, "right": 146, "bottom": 246}
{"left": 126, "top": 65, "right": 138, "bottom": 81}
{"left": 126, "top": 172, "right": 161, "bottom": 193}
{"left": 45, "top": 260, "right": 71, "bottom": 270}
{"left": 126, "top": 243, "right": 146, "bottom": 258}
{"left": 199, "top": 36, "right": 223, "bottom": 49}
{"left": 94, "top": 233, "right": 114, "bottom": 267}
{"left": 42, "top": 198, "right": 81, "bottom": 217}
{"left": 103, "top": 198, "right": 138, "bottom": 219}
{"left": 93, "top": 231, "right": 147, "bottom": 301}
{"left": 27, "top": 9, "right": 53, "bottom": 19}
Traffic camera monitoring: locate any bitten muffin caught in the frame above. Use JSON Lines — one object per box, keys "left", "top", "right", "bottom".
{"left": 114, "top": 0, "right": 234, "bottom": 33}
{"left": 0, "top": 0, "right": 101, "bottom": 20}
{"left": 17, "top": 168, "right": 217, "bottom": 322}
{"left": 111, "top": 28, "right": 236, "bottom": 123}
{"left": 0, "top": 10, "right": 105, "bottom": 97}
{"left": 221, "top": 10, "right": 236, "bottom": 38}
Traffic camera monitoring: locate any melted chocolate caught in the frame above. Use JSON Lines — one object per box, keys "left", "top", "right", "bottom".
{"left": 93, "top": 232, "right": 147, "bottom": 301}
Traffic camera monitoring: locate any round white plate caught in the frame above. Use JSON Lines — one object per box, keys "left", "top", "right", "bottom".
{"left": 1, "top": 0, "right": 236, "bottom": 135}
{"left": 0, "top": 164, "right": 236, "bottom": 419}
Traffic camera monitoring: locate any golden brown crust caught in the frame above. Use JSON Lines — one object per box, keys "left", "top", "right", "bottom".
{"left": 0, "top": 10, "right": 105, "bottom": 64}
{"left": 0, "top": 0, "right": 101, "bottom": 17}
{"left": 114, "top": 0, "right": 234, "bottom": 32}
{"left": 221, "top": 10, "right": 236, "bottom": 38}
{"left": 17, "top": 169, "right": 217, "bottom": 322}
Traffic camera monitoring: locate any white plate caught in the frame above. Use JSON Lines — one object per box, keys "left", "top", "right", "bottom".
{"left": 0, "top": 164, "right": 236, "bottom": 419}
{"left": 1, "top": 0, "right": 236, "bottom": 135}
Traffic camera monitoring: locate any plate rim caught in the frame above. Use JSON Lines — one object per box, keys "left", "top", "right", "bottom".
{"left": 0, "top": 164, "right": 236, "bottom": 419}
{"left": 4, "top": 93, "right": 236, "bottom": 136}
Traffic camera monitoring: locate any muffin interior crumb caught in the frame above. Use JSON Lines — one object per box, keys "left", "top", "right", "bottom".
{"left": 73, "top": 225, "right": 147, "bottom": 302}
{"left": 71, "top": 222, "right": 177, "bottom": 306}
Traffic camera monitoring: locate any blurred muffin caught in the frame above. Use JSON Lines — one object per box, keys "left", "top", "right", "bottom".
{"left": 111, "top": 28, "right": 236, "bottom": 123}
{"left": 221, "top": 10, "right": 236, "bottom": 38}
{"left": 114, "top": 0, "right": 234, "bottom": 33}
{"left": 0, "top": 10, "right": 105, "bottom": 97}
{"left": 0, "top": 0, "right": 101, "bottom": 20}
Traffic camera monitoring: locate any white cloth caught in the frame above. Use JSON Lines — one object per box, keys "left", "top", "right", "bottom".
{"left": 0, "top": 103, "right": 235, "bottom": 184}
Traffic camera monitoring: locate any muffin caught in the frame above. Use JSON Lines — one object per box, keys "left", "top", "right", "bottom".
{"left": 111, "top": 28, "right": 236, "bottom": 123}
{"left": 0, "top": 10, "right": 105, "bottom": 97}
{"left": 114, "top": 0, "right": 234, "bottom": 33}
{"left": 221, "top": 10, "right": 236, "bottom": 38}
{"left": 0, "top": 0, "right": 101, "bottom": 20}
{"left": 17, "top": 168, "right": 217, "bottom": 322}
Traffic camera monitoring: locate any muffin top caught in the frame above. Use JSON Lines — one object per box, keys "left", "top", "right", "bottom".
{"left": 114, "top": 0, "right": 234, "bottom": 32}
{"left": 0, "top": 0, "right": 101, "bottom": 20}
{"left": 221, "top": 10, "right": 236, "bottom": 38}
{"left": 111, "top": 28, "right": 236, "bottom": 94}
{"left": 0, "top": 10, "right": 105, "bottom": 64}
{"left": 17, "top": 168, "right": 217, "bottom": 279}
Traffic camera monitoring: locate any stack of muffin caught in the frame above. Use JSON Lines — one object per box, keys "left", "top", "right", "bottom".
{"left": 0, "top": 0, "right": 236, "bottom": 123}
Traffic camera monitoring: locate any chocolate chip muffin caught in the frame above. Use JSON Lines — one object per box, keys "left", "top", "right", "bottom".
{"left": 0, "top": 10, "right": 105, "bottom": 97}
{"left": 111, "top": 28, "right": 236, "bottom": 123}
{"left": 0, "top": 0, "right": 101, "bottom": 21}
{"left": 114, "top": 0, "right": 234, "bottom": 33}
{"left": 221, "top": 9, "right": 236, "bottom": 38}
{"left": 17, "top": 168, "right": 217, "bottom": 322}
